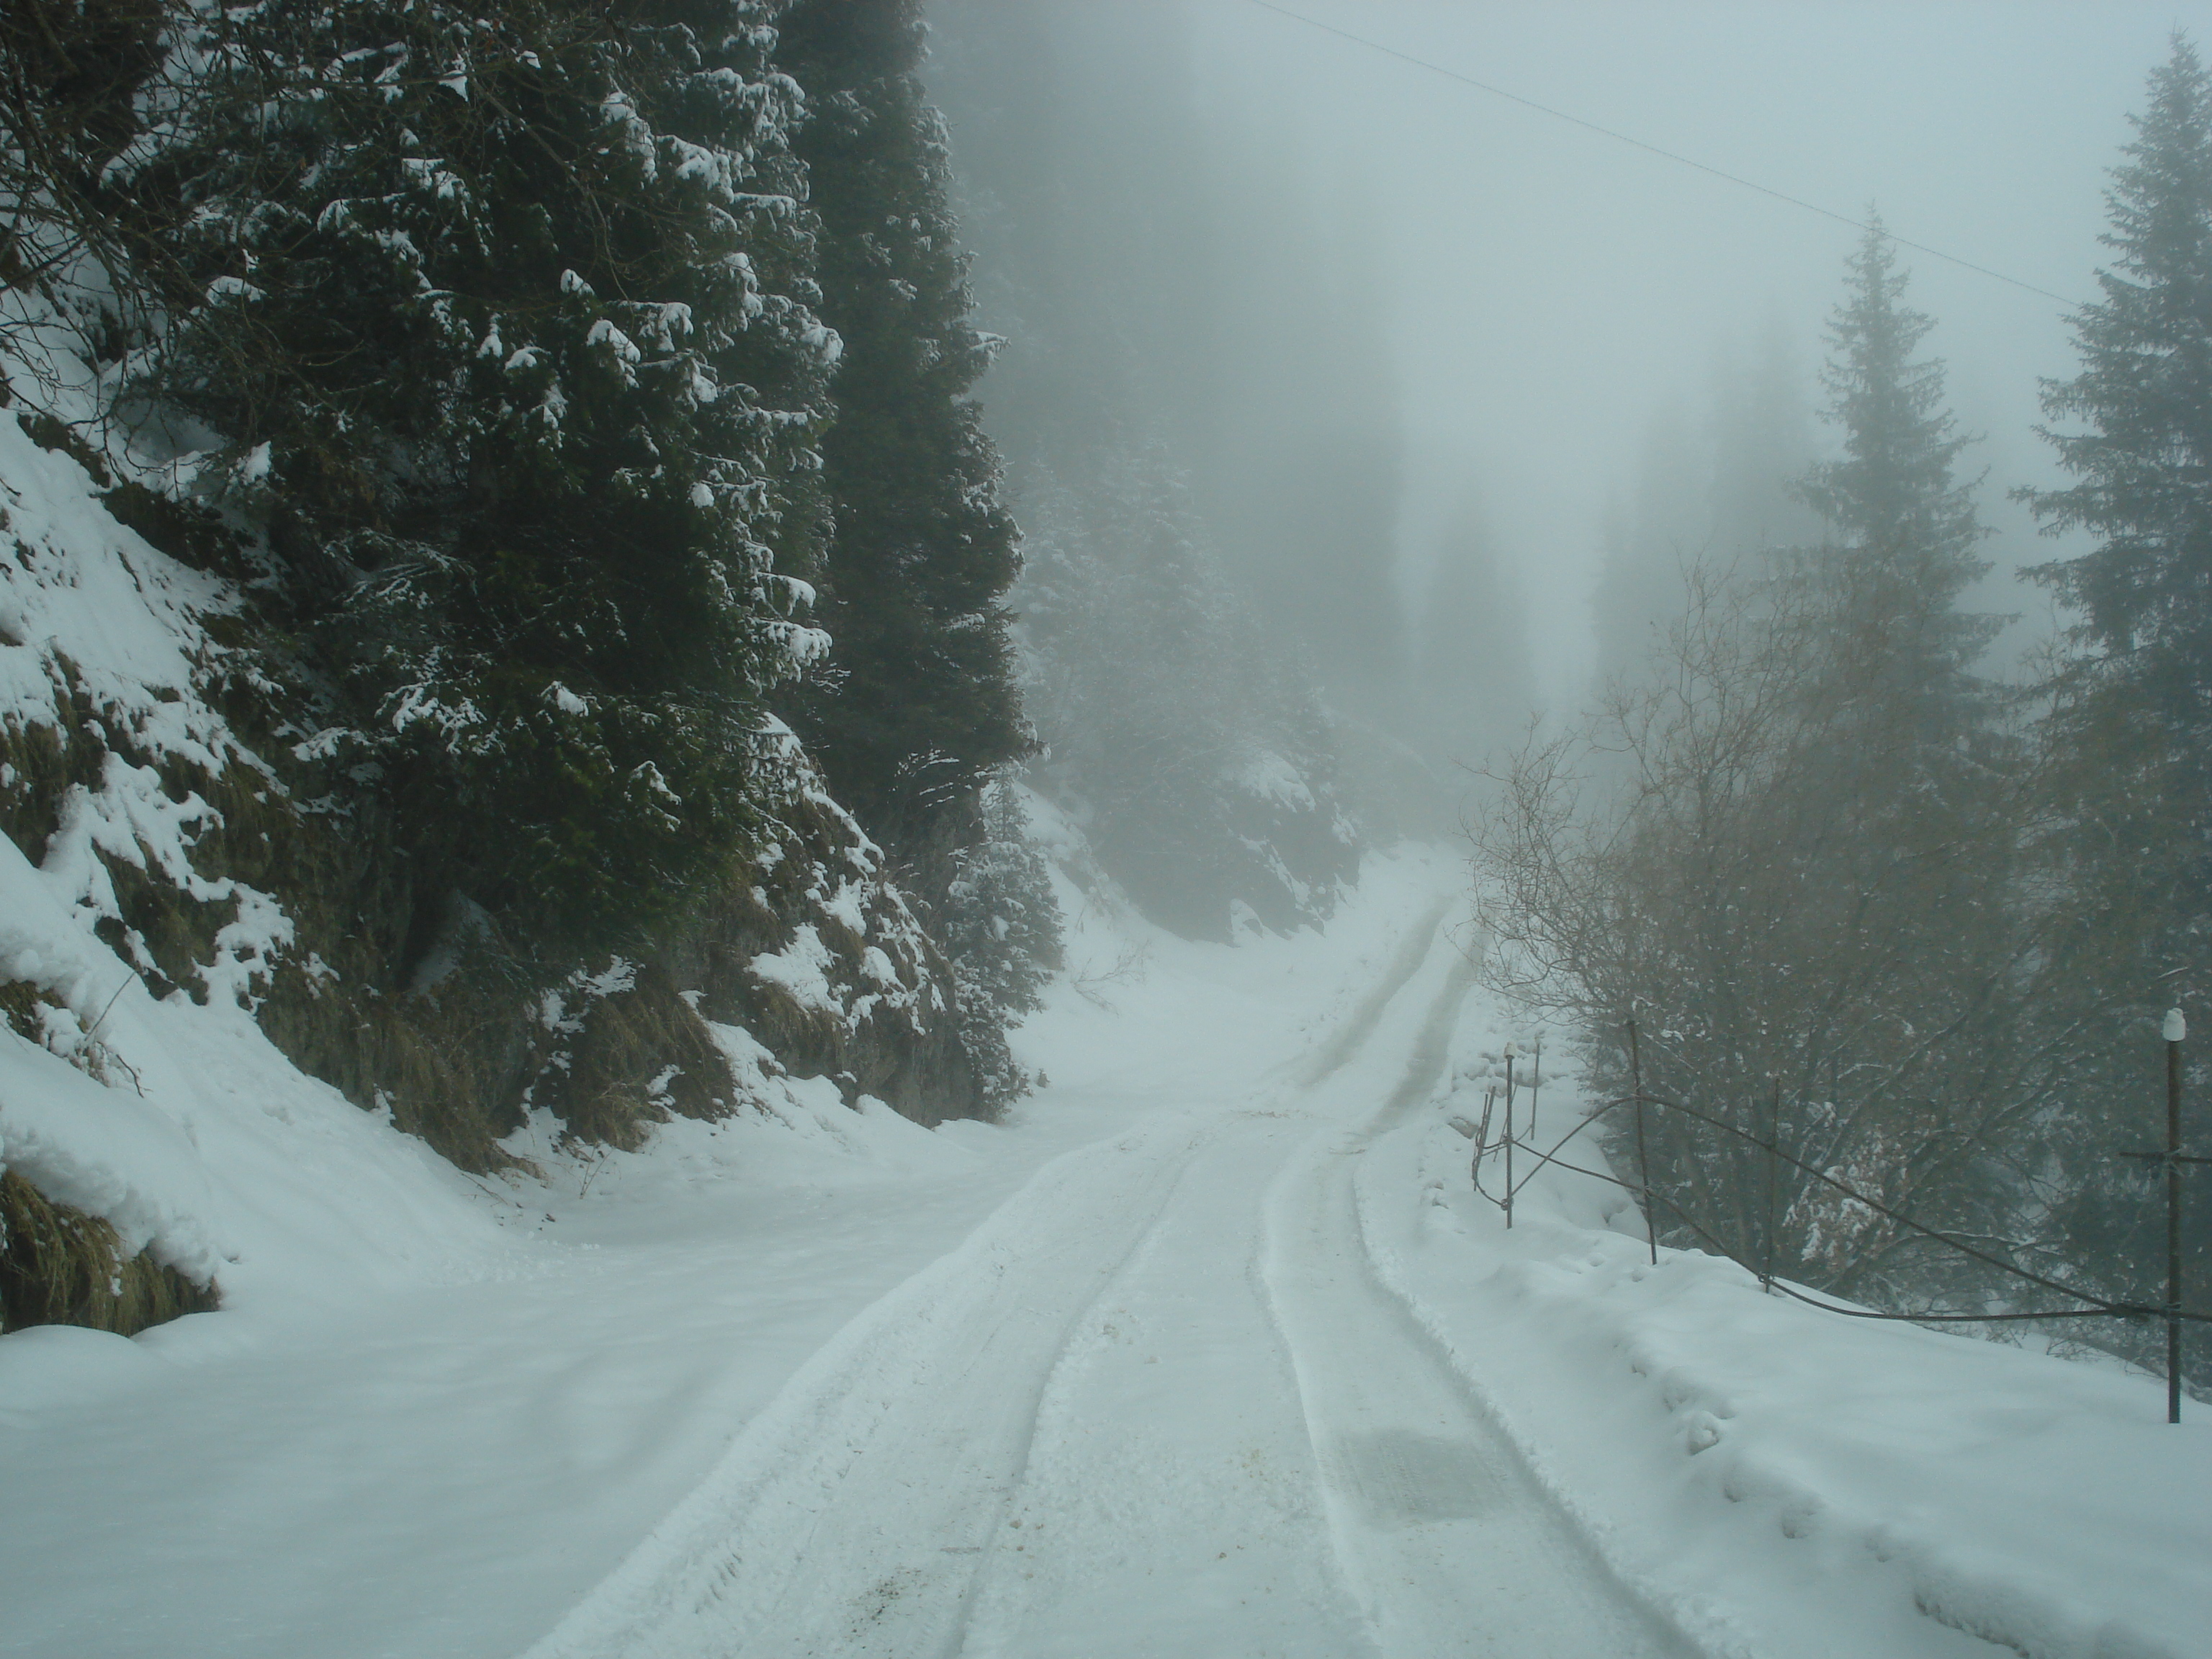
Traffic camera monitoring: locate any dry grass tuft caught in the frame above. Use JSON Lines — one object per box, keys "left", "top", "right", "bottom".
{"left": 539, "top": 963, "right": 739, "bottom": 1149}
{"left": 0, "top": 1169, "right": 219, "bottom": 1336}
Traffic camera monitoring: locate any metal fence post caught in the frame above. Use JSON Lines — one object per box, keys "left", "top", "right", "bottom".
{"left": 1530, "top": 1033, "right": 1542, "bottom": 1143}
{"left": 1629, "top": 1019, "right": 1655, "bottom": 1264}
{"left": 2166, "top": 1007, "right": 2187, "bottom": 1425}
{"left": 1503, "top": 1046, "right": 1516, "bottom": 1230}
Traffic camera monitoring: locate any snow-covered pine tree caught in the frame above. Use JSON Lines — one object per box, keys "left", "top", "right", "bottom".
{"left": 760, "top": 1, "right": 1049, "bottom": 1109}
{"left": 1, "top": 0, "right": 1015, "bottom": 1187}
{"left": 153, "top": 0, "right": 835, "bottom": 962}
{"left": 773, "top": 0, "right": 1027, "bottom": 860}
{"left": 939, "top": 775, "right": 1061, "bottom": 1108}
{"left": 0, "top": 0, "right": 176, "bottom": 372}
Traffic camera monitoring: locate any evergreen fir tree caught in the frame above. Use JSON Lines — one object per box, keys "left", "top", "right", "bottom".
{"left": 0, "top": 0, "right": 175, "bottom": 364}
{"left": 1795, "top": 217, "right": 1997, "bottom": 742}
{"left": 151, "top": 0, "right": 836, "bottom": 963}
{"left": 2024, "top": 34, "right": 2212, "bottom": 986}
{"left": 2030, "top": 37, "right": 2212, "bottom": 704}
{"left": 940, "top": 775, "right": 1062, "bottom": 1109}
{"left": 774, "top": 0, "right": 1027, "bottom": 853}
{"left": 2018, "top": 35, "right": 2212, "bottom": 1380}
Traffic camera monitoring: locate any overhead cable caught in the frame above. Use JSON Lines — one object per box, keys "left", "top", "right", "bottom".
{"left": 1240, "top": 0, "right": 2084, "bottom": 310}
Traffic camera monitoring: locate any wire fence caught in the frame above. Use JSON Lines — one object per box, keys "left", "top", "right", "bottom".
{"left": 1462, "top": 1017, "right": 2208, "bottom": 1421}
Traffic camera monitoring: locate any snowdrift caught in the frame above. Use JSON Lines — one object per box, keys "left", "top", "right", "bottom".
{"left": 1367, "top": 995, "right": 2212, "bottom": 1659}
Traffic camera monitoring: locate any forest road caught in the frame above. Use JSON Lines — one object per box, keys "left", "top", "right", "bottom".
{"left": 526, "top": 901, "right": 1701, "bottom": 1659}
{"left": 1262, "top": 941, "right": 1699, "bottom": 1659}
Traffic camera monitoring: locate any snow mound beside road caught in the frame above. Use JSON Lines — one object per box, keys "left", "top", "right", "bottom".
{"left": 1361, "top": 997, "right": 2212, "bottom": 1659}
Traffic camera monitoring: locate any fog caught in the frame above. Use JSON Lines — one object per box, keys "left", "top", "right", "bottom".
{"left": 929, "top": 0, "right": 2212, "bottom": 719}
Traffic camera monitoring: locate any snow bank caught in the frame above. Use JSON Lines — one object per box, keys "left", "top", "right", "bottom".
{"left": 0, "top": 414, "right": 295, "bottom": 1003}
{"left": 0, "top": 412, "right": 253, "bottom": 1282}
{"left": 0, "top": 1025, "right": 222, "bottom": 1277}
{"left": 1361, "top": 996, "right": 2212, "bottom": 1659}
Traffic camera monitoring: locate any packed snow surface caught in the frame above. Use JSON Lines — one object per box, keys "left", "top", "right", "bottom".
{"left": 2, "top": 848, "right": 2207, "bottom": 1658}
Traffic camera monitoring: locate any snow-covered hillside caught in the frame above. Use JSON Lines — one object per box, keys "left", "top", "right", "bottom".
{"left": 3, "top": 841, "right": 2205, "bottom": 1658}
{"left": 0, "top": 357, "right": 994, "bottom": 1319}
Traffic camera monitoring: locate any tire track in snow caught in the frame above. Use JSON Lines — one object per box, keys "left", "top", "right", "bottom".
{"left": 1262, "top": 937, "right": 1703, "bottom": 1658}
{"left": 933, "top": 897, "right": 1475, "bottom": 1658}
{"left": 520, "top": 1112, "right": 1209, "bottom": 1659}
{"left": 1380, "top": 924, "right": 1484, "bottom": 1115}
{"left": 948, "top": 1112, "right": 1377, "bottom": 1659}
{"left": 525, "top": 888, "right": 1478, "bottom": 1659}
{"left": 732, "top": 1137, "right": 1209, "bottom": 1659}
{"left": 1292, "top": 897, "right": 1451, "bottom": 1087}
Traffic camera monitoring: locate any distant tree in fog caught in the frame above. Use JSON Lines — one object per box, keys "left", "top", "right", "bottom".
{"left": 2018, "top": 33, "right": 2212, "bottom": 1376}
{"left": 1413, "top": 495, "right": 1534, "bottom": 768}
{"left": 1709, "top": 320, "right": 1822, "bottom": 562}
{"left": 925, "top": 0, "right": 1373, "bottom": 932}
{"left": 1195, "top": 181, "right": 1408, "bottom": 711}
{"left": 1593, "top": 404, "right": 1707, "bottom": 675}
{"left": 1480, "top": 225, "right": 2051, "bottom": 1316}
{"left": 927, "top": 0, "right": 1406, "bottom": 715}
{"left": 1591, "top": 330, "right": 1819, "bottom": 687}
{"left": 1795, "top": 218, "right": 2000, "bottom": 737}
{"left": 1017, "top": 449, "right": 1357, "bottom": 940}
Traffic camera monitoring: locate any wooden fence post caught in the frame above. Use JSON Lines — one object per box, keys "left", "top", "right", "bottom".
{"left": 1629, "top": 1019, "right": 1655, "bottom": 1265}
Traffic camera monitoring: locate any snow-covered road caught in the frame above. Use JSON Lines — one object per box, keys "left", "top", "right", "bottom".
{"left": 1266, "top": 948, "right": 1692, "bottom": 1659}
{"left": 526, "top": 888, "right": 1692, "bottom": 1658}
{"left": 9, "top": 848, "right": 2203, "bottom": 1658}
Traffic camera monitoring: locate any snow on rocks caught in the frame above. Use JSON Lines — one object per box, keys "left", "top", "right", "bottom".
{"left": 745, "top": 921, "right": 842, "bottom": 1017}
{"left": 701, "top": 724, "right": 974, "bottom": 1120}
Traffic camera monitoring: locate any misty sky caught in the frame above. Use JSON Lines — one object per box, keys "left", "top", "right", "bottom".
{"left": 1151, "top": 1, "right": 2212, "bottom": 706}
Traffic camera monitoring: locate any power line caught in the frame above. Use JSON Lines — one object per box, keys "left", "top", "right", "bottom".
{"left": 1239, "top": 0, "right": 2083, "bottom": 310}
